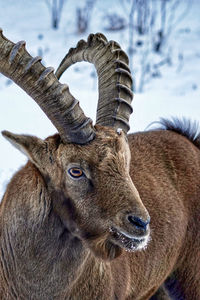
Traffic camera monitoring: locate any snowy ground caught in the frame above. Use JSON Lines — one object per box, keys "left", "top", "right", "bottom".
{"left": 0, "top": 0, "right": 200, "bottom": 198}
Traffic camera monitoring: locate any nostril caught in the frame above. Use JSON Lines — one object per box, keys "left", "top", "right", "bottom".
{"left": 127, "top": 215, "right": 150, "bottom": 230}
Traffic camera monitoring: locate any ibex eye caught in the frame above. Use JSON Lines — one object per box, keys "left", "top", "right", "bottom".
{"left": 68, "top": 167, "right": 84, "bottom": 179}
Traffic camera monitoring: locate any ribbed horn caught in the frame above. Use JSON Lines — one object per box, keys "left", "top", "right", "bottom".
{"left": 0, "top": 29, "right": 95, "bottom": 144}
{"left": 56, "top": 33, "right": 133, "bottom": 134}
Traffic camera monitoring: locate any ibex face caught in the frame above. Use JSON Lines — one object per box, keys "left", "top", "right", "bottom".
{"left": 3, "top": 125, "right": 150, "bottom": 261}
{"left": 53, "top": 126, "right": 150, "bottom": 260}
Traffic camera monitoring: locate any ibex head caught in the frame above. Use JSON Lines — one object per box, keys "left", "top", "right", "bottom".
{"left": 0, "top": 31, "right": 150, "bottom": 260}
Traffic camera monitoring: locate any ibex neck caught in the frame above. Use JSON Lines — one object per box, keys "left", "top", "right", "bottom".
{"left": 0, "top": 163, "right": 89, "bottom": 299}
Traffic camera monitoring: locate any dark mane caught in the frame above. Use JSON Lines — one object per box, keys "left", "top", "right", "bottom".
{"left": 150, "top": 117, "right": 200, "bottom": 149}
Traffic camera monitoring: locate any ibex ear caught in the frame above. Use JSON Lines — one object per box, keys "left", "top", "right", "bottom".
{"left": 2, "top": 130, "right": 47, "bottom": 168}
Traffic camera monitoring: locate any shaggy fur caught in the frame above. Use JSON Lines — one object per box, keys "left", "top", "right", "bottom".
{"left": 150, "top": 117, "right": 200, "bottom": 147}
{"left": 0, "top": 121, "right": 200, "bottom": 299}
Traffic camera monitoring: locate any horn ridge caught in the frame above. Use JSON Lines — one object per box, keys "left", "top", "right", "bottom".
{"left": 25, "top": 56, "right": 42, "bottom": 73}
{"left": 9, "top": 41, "right": 26, "bottom": 63}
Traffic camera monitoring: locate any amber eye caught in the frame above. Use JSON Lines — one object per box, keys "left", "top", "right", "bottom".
{"left": 68, "top": 167, "right": 84, "bottom": 179}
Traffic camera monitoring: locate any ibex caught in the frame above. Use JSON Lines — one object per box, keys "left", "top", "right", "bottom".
{"left": 0, "top": 30, "right": 199, "bottom": 300}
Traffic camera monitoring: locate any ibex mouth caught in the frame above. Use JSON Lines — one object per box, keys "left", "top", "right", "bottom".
{"left": 109, "top": 227, "right": 150, "bottom": 252}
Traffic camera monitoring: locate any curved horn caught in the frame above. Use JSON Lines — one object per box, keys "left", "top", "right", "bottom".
{"left": 56, "top": 33, "right": 133, "bottom": 134}
{"left": 0, "top": 29, "right": 95, "bottom": 144}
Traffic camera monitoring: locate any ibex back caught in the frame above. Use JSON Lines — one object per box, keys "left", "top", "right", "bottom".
{"left": 0, "top": 30, "right": 199, "bottom": 299}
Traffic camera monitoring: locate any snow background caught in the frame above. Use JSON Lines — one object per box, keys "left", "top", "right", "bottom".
{"left": 0, "top": 0, "right": 200, "bottom": 199}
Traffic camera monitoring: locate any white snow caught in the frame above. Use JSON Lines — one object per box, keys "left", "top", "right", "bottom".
{"left": 0, "top": 0, "right": 200, "bottom": 199}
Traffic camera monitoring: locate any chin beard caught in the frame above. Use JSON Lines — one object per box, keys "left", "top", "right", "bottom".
{"left": 85, "top": 237, "right": 123, "bottom": 260}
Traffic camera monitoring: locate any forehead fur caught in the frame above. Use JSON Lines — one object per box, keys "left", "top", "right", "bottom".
{"left": 94, "top": 126, "right": 131, "bottom": 173}
{"left": 54, "top": 125, "right": 131, "bottom": 173}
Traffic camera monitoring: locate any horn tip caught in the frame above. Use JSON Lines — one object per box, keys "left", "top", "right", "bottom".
{"left": 0, "top": 28, "right": 7, "bottom": 41}
{"left": 1, "top": 130, "right": 12, "bottom": 139}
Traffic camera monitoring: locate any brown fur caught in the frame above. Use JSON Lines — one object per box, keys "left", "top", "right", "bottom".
{"left": 0, "top": 122, "right": 200, "bottom": 299}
